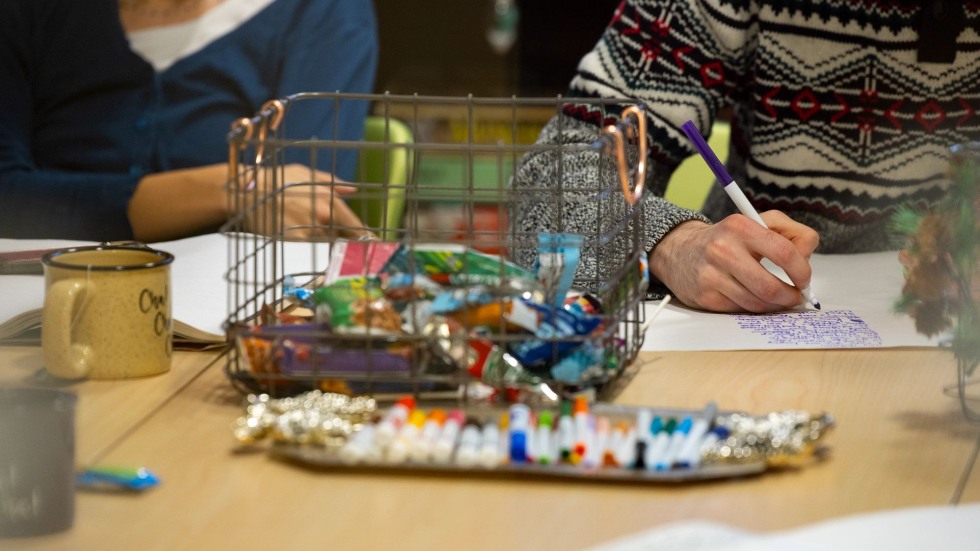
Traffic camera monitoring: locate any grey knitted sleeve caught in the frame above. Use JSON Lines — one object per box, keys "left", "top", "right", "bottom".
{"left": 511, "top": 114, "right": 709, "bottom": 300}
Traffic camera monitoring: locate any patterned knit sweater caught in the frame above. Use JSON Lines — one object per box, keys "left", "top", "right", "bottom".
{"left": 514, "top": 0, "right": 980, "bottom": 271}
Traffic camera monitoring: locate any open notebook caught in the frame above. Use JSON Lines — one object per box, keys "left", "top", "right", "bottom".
{"left": 0, "top": 235, "right": 233, "bottom": 346}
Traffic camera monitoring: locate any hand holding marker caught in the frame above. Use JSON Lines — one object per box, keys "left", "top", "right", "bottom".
{"left": 680, "top": 120, "right": 821, "bottom": 310}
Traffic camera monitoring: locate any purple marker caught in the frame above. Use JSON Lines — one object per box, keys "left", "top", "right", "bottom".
{"left": 680, "top": 120, "right": 821, "bottom": 310}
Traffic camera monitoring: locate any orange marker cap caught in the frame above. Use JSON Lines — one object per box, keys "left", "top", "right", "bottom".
{"left": 427, "top": 408, "right": 447, "bottom": 424}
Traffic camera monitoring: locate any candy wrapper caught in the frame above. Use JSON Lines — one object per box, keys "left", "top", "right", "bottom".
{"left": 381, "top": 244, "right": 534, "bottom": 286}
{"left": 506, "top": 300, "right": 603, "bottom": 369}
{"left": 324, "top": 240, "right": 400, "bottom": 282}
{"left": 534, "top": 233, "right": 582, "bottom": 308}
{"left": 238, "top": 240, "right": 631, "bottom": 396}
{"left": 314, "top": 277, "right": 403, "bottom": 335}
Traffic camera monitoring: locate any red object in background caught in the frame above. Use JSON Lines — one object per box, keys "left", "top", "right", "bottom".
{"left": 417, "top": 203, "right": 508, "bottom": 255}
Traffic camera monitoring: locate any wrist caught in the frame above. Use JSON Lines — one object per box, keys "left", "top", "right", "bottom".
{"left": 649, "top": 220, "right": 709, "bottom": 286}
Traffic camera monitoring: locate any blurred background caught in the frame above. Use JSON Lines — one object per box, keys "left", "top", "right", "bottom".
{"left": 373, "top": 0, "right": 621, "bottom": 97}
{"left": 359, "top": 0, "right": 629, "bottom": 249}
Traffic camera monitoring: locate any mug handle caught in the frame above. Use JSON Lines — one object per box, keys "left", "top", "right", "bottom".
{"left": 42, "top": 280, "right": 94, "bottom": 379}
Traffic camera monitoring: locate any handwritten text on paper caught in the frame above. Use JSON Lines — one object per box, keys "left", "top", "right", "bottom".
{"left": 732, "top": 310, "right": 884, "bottom": 348}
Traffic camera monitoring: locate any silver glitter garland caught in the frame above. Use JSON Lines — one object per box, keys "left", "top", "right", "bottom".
{"left": 702, "top": 410, "right": 835, "bottom": 466}
{"left": 231, "top": 390, "right": 377, "bottom": 446}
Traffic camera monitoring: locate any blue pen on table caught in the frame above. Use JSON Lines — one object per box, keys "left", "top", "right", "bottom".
{"left": 76, "top": 466, "right": 160, "bottom": 492}
{"left": 680, "top": 120, "right": 821, "bottom": 310}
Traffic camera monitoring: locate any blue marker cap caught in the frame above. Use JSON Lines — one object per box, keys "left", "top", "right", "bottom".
{"left": 510, "top": 433, "right": 527, "bottom": 463}
{"left": 649, "top": 416, "right": 663, "bottom": 435}
{"left": 680, "top": 120, "right": 733, "bottom": 186}
{"left": 676, "top": 417, "right": 693, "bottom": 435}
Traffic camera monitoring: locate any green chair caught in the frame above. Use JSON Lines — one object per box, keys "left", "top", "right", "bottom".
{"left": 665, "top": 120, "right": 730, "bottom": 211}
{"left": 352, "top": 116, "right": 414, "bottom": 240}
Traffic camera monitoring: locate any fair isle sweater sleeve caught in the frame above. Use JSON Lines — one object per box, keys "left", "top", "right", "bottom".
{"left": 513, "top": 0, "right": 753, "bottom": 298}
{"left": 512, "top": 113, "right": 710, "bottom": 301}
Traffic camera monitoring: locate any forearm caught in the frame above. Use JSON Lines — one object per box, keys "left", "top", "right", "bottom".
{"left": 128, "top": 163, "right": 228, "bottom": 243}
{"left": 513, "top": 115, "right": 709, "bottom": 298}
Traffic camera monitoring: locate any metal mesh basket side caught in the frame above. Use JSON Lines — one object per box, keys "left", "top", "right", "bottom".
{"left": 221, "top": 93, "right": 648, "bottom": 399}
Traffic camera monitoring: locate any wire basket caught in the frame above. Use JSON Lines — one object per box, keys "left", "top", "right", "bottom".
{"left": 221, "top": 92, "right": 651, "bottom": 402}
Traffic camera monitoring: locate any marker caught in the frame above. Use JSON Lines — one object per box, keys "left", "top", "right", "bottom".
{"left": 633, "top": 409, "right": 653, "bottom": 470}
{"left": 616, "top": 423, "right": 638, "bottom": 468}
{"left": 455, "top": 422, "right": 483, "bottom": 467}
{"left": 637, "top": 415, "right": 661, "bottom": 470}
{"left": 676, "top": 403, "right": 717, "bottom": 468}
{"left": 571, "top": 396, "right": 591, "bottom": 464}
{"left": 603, "top": 422, "right": 628, "bottom": 467}
{"left": 691, "top": 426, "right": 729, "bottom": 469}
{"left": 508, "top": 403, "right": 531, "bottom": 463}
{"left": 557, "top": 400, "right": 575, "bottom": 461}
{"left": 496, "top": 413, "right": 510, "bottom": 464}
{"left": 680, "top": 120, "right": 821, "bottom": 310}
{"left": 479, "top": 420, "right": 501, "bottom": 468}
{"left": 432, "top": 409, "right": 465, "bottom": 464}
{"left": 363, "top": 431, "right": 384, "bottom": 464}
{"left": 525, "top": 411, "right": 538, "bottom": 463}
{"left": 536, "top": 410, "right": 555, "bottom": 465}
{"left": 656, "top": 416, "right": 692, "bottom": 471}
{"left": 374, "top": 396, "right": 416, "bottom": 449}
{"left": 645, "top": 417, "right": 675, "bottom": 470}
{"left": 411, "top": 408, "right": 446, "bottom": 463}
{"left": 340, "top": 425, "right": 374, "bottom": 464}
{"left": 385, "top": 409, "right": 426, "bottom": 464}
{"left": 582, "top": 416, "right": 607, "bottom": 469}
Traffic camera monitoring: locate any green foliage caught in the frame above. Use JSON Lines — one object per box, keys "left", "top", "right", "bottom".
{"left": 893, "top": 147, "right": 980, "bottom": 375}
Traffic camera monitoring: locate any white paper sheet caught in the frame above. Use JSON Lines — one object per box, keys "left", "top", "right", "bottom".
{"left": 587, "top": 503, "right": 980, "bottom": 551}
{"left": 2, "top": 240, "right": 946, "bottom": 350}
{"left": 642, "top": 251, "right": 944, "bottom": 351}
{"left": 0, "top": 235, "right": 334, "bottom": 342}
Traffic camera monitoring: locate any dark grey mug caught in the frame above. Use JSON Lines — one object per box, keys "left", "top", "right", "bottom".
{"left": 0, "top": 387, "right": 76, "bottom": 537}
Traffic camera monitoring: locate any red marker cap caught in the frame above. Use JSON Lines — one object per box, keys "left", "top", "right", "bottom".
{"left": 396, "top": 396, "right": 416, "bottom": 410}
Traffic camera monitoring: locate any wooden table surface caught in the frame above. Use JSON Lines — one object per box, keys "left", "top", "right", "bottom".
{"left": 1, "top": 345, "right": 978, "bottom": 551}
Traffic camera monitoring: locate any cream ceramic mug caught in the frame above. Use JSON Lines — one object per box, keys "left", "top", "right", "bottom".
{"left": 41, "top": 245, "right": 174, "bottom": 379}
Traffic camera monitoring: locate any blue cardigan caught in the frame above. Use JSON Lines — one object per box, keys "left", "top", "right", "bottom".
{"left": 0, "top": 0, "right": 378, "bottom": 240}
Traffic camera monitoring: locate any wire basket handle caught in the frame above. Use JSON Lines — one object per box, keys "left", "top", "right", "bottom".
{"left": 599, "top": 105, "right": 647, "bottom": 205}
{"left": 228, "top": 99, "right": 287, "bottom": 189}
{"left": 227, "top": 117, "right": 254, "bottom": 182}
{"left": 254, "top": 99, "right": 285, "bottom": 166}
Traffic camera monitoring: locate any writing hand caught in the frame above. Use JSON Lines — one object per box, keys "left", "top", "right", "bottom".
{"left": 649, "top": 212, "right": 819, "bottom": 313}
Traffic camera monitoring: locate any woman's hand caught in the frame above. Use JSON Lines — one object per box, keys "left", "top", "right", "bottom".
{"left": 649, "top": 211, "right": 819, "bottom": 313}
{"left": 241, "top": 164, "right": 375, "bottom": 240}
{"left": 128, "top": 163, "right": 374, "bottom": 242}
